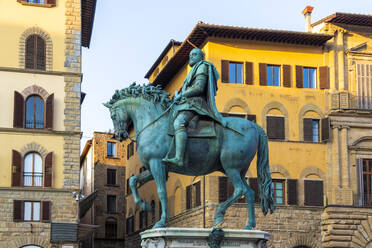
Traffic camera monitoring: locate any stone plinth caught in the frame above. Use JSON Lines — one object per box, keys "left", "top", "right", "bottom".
{"left": 140, "top": 228, "right": 270, "bottom": 248}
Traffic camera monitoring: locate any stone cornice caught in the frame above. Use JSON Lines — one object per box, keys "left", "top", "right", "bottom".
{"left": 0, "top": 187, "right": 77, "bottom": 193}
{"left": 0, "top": 127, "right": 81, "bottom": 136}
{"left": 0, "top": 66, "right": 82, "bottom": 78}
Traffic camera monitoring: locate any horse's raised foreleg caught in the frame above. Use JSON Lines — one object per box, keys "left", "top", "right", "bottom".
{"left": 242, "top": 178, "right": 256, "bottom": 230}
{"left": 149, "top": 158, "right": 168, "bottom": 229}
{"left": 214, "top": 169, "right": 246, "bottom": 227}
{"left": 129, "top": 170, "right": 154, "bottom": 211}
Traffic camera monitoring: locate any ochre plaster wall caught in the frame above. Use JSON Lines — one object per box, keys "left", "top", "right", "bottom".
{"left": 0, "top": 71, "right": 66, "bottom": 131}
{"left": 0, "top": 1, "right": 66, "bottom": 70}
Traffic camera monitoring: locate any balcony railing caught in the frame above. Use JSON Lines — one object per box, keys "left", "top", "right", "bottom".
{"left": 23, "top": 172, "right": 42, "bottom": 186}
{"left": 355, "top": 193, "right": 372, "bottom": 207}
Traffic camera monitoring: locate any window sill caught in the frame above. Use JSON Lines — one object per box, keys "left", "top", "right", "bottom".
{"left": 106, "top": 156, "right": 119, "bottom": 159}
{"left": 17, "top": 1, "right": 56, "bottom": 8}
{"left": 105, "top": 184, "right": 119, "bottom": 187}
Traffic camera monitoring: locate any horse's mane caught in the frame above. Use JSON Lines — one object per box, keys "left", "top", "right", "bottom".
{"left": 108, "top": 82, "right": 171, "bottom": 109}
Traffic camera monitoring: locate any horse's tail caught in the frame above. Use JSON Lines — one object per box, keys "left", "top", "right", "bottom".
{"left": 254, "top": 124, "right": 276, "bottom": 215}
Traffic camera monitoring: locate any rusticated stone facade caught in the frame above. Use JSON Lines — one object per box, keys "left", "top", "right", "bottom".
{"left": 0, "top": 188, "right": 78, "bottom": 248}
{"left": 80, "top": 132, "right": 127, "bottom": 248}
{"left": 322, "top": 206, "right": 372, "bottom": 247}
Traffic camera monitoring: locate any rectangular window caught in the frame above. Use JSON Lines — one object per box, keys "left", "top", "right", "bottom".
{"left": 139, "top": 211, "right": 148, "bottom": 229}
{"left": 304, "top": 180, "right": 324, "bottom": 206}
{"left": 304, "top": 118, "right": 320, "bottom": 142}
{"left": 272, "top": 180, "right": 285, "bottom": 205}
{"left": 266, "top": 116, "right": 285, "bottom": 140}
{"left": 303, "top": 67, "right": 317, "bottom": 88}
{"left": 229, "top": 62, "right": 243, "bottom": 84}
{"left": 127, "top": 141, "right": 135, "bottom": 159}
{"left": 107, "top": 195, "right": 116, "bottom": 213}
{"left": 24, "top": 201, "right": 40, "bottom": 221}
{"left": 362, "top": 159, "right": 372, "bottom": 206}
{"left": 107, "top": 169, "right": 116, "bottom": 186}
{"left": 126, "top": 216, "right": 134, "bottom": 234}
{"left": 107, "top": 142, "right": 116, "bottom": 158}
{"left": 267, "top": 65, "right": 280, "bottom": 86}
{"left": 186, "top": 181, "right": 201, "bottom": 210}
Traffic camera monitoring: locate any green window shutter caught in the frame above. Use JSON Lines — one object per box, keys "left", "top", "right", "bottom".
{"left": 304, "top": 180, "right": 324, "bottom": 206}
{"left": 321, "top": 118, "right": 330, "bottom": 142}
{"left": 45, "top": 94, "right": 54, "bottom": 129}
{"left": 11, "top": 150, "right": 22, "bottom": 187}
{"left": 13, "top": 91, "right": 25, "bottom": 128}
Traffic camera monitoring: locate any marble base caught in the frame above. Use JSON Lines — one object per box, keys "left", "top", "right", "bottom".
{"left": 140, "top": 228, "right": 270, "bottom": 248}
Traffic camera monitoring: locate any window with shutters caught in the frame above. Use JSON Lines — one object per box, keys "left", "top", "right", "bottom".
{"left": 228, "top": 62, "right": 243, "bottom": 84}
{"left": 25, "top": 35, "right": 45, "bottom": 70}
{"left": 126, "top": 216, "right": 134, "bottom": 234}
{"left": 107, "top": 169, "right": 116, "bottom": 186}
{"left": 17, "top": 0, "right": 56, "bottom": 7}
{"left": 266, "top": 116, "right": 285, "bottom": 140}
{"left": 105, "top": 217, "right": 117, "bottom": 239}
{"left": 24, "top": 152, "right": 42, "bottom": 187}
{"left": 186, "top": 181, "right": 201, "bottom": 210}
{"left": 304, "top": 179, "right": 324, "bottom": 206}
{"left": 303, "top": 67, "right": 317, "bottom": 89}
{"left": 218, "top": 176, "right": 245, "bottom": 203}
{"left": 303, "top": 118, "right": 319, "bottom": 142}
{"left": 14, "top": 200, "right": 51, "bottom": 222}
{"left": 361, "top": 159, "right": 372, "bottom": 206}
{"left": 14, "top": 90, "right": 54, "bottom": 130}
{"left": 24, "top": 201, "right": 40, "bottom": 221}
{"left": 139, "top": 210, "right": 148, "bottom": 229}
{"left": 107, "top": 142, "right": 116, "bottom": 158}
{"left": 267, "top": 65, "right": 280, "bottom": 86}
{"left": 25, "top": 95, "right": 44, "bottom": 129}
{"left": 272, "top": 179, "right": 285, "bottom": 205}
{"left": 107, "top": 195, "right": 116, "bottom": 213}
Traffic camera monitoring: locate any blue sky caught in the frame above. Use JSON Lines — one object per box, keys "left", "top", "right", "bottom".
{"left": 81, "top": 0, "right": 372, "bottom": 144}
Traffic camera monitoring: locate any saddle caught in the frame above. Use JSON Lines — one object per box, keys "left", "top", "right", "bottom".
{"left": 167, "top": 116, "right": 216, "bottom": 138}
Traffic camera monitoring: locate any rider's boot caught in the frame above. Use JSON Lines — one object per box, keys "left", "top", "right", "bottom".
{"left": 162, "top": 128, "right": 187, "bottom": 167}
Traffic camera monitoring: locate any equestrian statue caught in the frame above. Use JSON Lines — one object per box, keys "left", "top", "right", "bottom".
{"left": 104, "top": 48, "right": 275, "bottom": 230}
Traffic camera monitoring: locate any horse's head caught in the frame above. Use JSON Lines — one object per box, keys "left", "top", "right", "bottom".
{"left": 103, "top": 102, "right": 131, "bottom": 142}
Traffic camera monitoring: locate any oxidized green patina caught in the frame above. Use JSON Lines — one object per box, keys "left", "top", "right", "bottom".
{"left": 104, "top": 49, "right": 275, "bottom": 231}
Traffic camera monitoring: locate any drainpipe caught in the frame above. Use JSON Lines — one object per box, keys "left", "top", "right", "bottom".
{"left": 203, "top": 175, "right": 206, "bottom": 228}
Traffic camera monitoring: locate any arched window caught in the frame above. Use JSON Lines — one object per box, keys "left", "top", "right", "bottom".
{"left": 105, "top": 217, "right": 117, "bottom": 239}
{"left": 24, "top": 152, "right": 42, "bottom": 187}
{"left": 25, "top": 95, "right": 44, "bottom": 129}
{"left": 26, "top": 35, "right": 46, "bottom": 70}
{"left": 22, "top": 245, "right": 42, "bottom": 248}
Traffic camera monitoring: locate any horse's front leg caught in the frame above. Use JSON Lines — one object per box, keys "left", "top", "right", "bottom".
{"left": 149, "top": 158, "right": 168, "bottom": 229}
{"left": 129, "top": 170, "right": 154, "bottom": 211}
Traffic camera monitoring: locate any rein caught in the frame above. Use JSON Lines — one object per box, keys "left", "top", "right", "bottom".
{"left": 127, "top": 102, "right": 175, "bottom": 142}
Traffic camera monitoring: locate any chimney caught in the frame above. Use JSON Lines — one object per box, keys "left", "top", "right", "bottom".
{"left": 302, "top": 6, "right": 314, "bottom": 32}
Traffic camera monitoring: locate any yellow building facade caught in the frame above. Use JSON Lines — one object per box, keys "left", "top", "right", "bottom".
{"left": 125, "top": 9, "right": 372, "bottom": 248}
{"left": 0, "top": 1, "right": 96, "bottom": 247}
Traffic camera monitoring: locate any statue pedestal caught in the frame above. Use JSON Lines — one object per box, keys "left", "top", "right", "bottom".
{"left": 140, "top": 227, "right": 270, "bottom": 248}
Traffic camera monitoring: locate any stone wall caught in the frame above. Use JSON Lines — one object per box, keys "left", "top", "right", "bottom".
{"left": 125, "top": 204, "right": 322, "bottom": 248}
{"left": 0, "top": 188, "right": 78, "bottom": 248}
{"left": 94, "top": 163, "right": 126, "bottom": 240}
{"left": 322, "top": 206, "right": 372, "bottom": 247}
